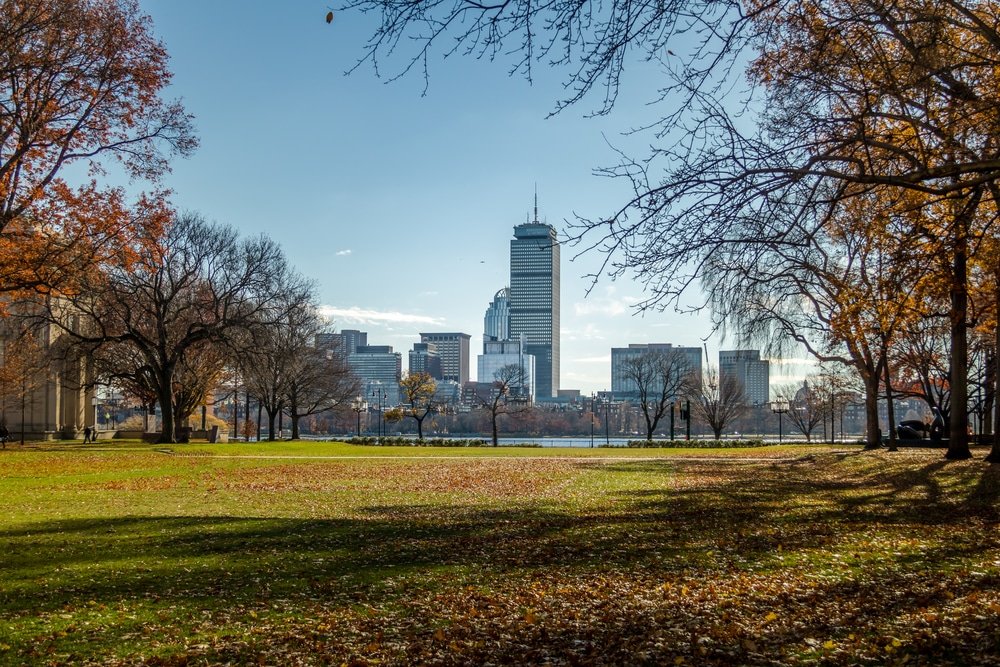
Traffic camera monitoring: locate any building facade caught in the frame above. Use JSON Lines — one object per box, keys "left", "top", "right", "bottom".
{"left": 419, "top": 333, "right": 470, "bottom": 385}
{"left": 316, "top": 329, "right": 368, "bottom": 359}
{"left": 719, "top": 350, "right": 770, "bottom": 406}
{"left": 484, "top": 287, "right": 511, "bottom": 342}
{"left": 509, "top": 212, "right": 560, "bottom": 398}
{"left": 477, "top": 335, "right": 536, "bottom": 401}
{"left": 610, "top": 343, "right": 702, "bottom": 400}
{"left": 408, "top": 342, "right": 442, "bottom": 379}
{"left": 348, "top": 345, "right": 402, "bottom": 407}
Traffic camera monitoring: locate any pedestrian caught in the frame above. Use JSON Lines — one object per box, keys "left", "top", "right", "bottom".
{"left": 0, "top": 424, "right": 8, "bottom": 449}
{"left": 83, "top": 426, "right": 91, "bottom": 444}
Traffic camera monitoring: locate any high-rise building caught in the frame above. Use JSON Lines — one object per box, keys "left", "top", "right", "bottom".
{"left": 509, "top": 197, "right": 560, "bottom": 398}
{"left": 477, "top": 334, "right": 536, "bottom": 401}
{"left": 419, "top": 333, "right": 471, "bottom": 384}
{"left": 719, "top": 350, "right": 770, "bottom": 406}
{"left": 316, "top": 329, "right": 367, "bottom": 359}
{"left": 611, "top": 343, "right": 702, "bottom": 399}
{"left": 348, "top": 345, "right": 402, "bottom": 406}
{"left": 408, "top": 342, "right": 442, "bottom": 379}
{"left": 484, "top": 287, "right": 511, "bottom": 343}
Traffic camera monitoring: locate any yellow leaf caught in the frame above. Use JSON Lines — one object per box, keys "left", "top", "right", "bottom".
{"left": 524, "top": 609, "right": 537, "bottom": 624}
{"left": 892, "top": 638, "right": 902, "bottom": 647}
{"left": 823, "top": 640, "right": 836, "bottom": 649}
{"left": 764, "top": 611, "right": 778, "bottom": 623}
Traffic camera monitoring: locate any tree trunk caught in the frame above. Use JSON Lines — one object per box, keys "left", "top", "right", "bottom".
{"left": 267, "top": 409, "right": 277, "bottom": 441}
{"left": 491, "top": 413, "right": 499, "bottom": 446}
{"left": 416, "top": 415, "right": 424, "bottom": 440}
{"left": 988, "top": 275, "right": 1000, "bottom": 463}
{"left": 158, "top": 388, "right": 174, "bottom": 443}
{"left": 291, "top": 413, "right": 300, "bottom": 439}
{"left": 863, "top": 372, "right": 881, "bottom": 449}
{"left": 947, "top": 223, "right": 972, "bottom": 460}
{"left": 884, "top": 358, "right": 898, "bottom": 452}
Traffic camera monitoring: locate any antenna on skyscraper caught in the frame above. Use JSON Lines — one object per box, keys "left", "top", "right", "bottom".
{"left": 533, "top": 183, "right": 539, "bottom": 223}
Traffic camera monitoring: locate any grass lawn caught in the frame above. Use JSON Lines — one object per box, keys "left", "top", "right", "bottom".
{"left": 1, "top": 441, "right": 998, "bottom": 665}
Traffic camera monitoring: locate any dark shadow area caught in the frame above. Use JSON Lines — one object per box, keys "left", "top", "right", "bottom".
{"left": 2, "top": 451, "right": 999, "bottom": 665}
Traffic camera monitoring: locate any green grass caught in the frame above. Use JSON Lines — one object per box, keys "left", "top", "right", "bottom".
{"left": 1, "top": 441, "right": 998, "bottom": 665}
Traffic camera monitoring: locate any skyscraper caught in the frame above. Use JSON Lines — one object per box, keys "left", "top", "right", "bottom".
{"left": 509, "top": 197, "right": 560, "bottom": 398}
{"left": 483, "top": 287, "right": 511, "bottom": 343}
{"left": 719, "top": 350, "right": 770, "bottom": 405}
{"left": 419, "top": 332, "right": 471, "bottom": 384}
{"left": 409, "top": 342, "right": 442, "bottom": 379}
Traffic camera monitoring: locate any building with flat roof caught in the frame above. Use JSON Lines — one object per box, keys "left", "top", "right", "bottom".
{"left": 610, "top": 343, "right": 702, "bottom": 400}
{"left": 477, "top": 335, "right": 536, "bottom": 402}
{"left": 509, "top": 198, "right": 560, "bottom": 398}
{"left": 349, "top": 345, "right": 402, "bottom": 406}
{"left": 719, "top": 350, "right": 770, "bottom": 406}
{"left": 408, "top": 342, "right": 442, "bottom": 379}
{"left": 419, "top": 332, "right": 471, "bottom": 385}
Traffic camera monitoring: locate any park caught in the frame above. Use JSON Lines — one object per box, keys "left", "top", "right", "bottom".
{"left": 1, "top": 440, "right": 998, "bottom": 665}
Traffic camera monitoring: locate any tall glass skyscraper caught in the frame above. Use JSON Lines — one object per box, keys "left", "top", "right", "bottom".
{"left": 510, "top": 212, "right": 560, "bottom": 398}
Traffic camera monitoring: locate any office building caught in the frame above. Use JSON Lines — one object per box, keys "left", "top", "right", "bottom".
{"left": 477, "top": 334, "right": 536, "bottom": 401}
{"left": 610, "top": 343, "right": 702, "bottom": 400}
{"left": 315, "top": 329, "right": 367, "bottom": 359}
{"left": 719, "top": 350, "right": 770, "bottom": 406}
{"left": 484, "top": 287, "right": 511, "bottom": 342}
{"left": 348, "top": 345, "right": 402, "bottom": 406}
{"left": 419, "top": 332, "right": 471, "bottom": 385}
{"left": 408, "top": 342, "right": 442, "bottom": 379}
{"left": 509, "top": 199, "right": 560, "bottom": 398}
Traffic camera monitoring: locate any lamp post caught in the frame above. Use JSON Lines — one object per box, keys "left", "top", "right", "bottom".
{"left": 351, "top": 396, "right": 367, "bottom": 437}
{"left": 91, "top": 395, "right": 99, "bottom": 433}
{"left": 590, "top": 392, "right": 595, "bottom": 448}
{"left": 370, "top": 386, "right": 387, "bottom": 441}
{"left": 770, "top": 399, "right": 790, "bottom": 443}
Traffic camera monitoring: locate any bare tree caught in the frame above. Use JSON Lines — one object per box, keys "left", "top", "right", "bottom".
{"left": 40, "top": 213, "right": 307, "bottom": 443}
{"left": 775, "top": 381, "right": 825, "bottom": 443}
{"left": 242, "top": 300, "right": 358, "bottom": 440}
{"left": 472, "top": 363, "right": 531, "bottom": 446}
{"left": 691, "top": 366, "right": 747, "bottom": 440}
{"left": 620, "top": 349, "right": 693, "bottom": 441}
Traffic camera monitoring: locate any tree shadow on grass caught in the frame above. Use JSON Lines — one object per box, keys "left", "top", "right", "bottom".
{"left": 3, "top": 452, "right": 1000, "bottom": 664}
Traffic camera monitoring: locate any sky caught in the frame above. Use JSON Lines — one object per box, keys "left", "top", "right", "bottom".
{"left": 134, "top": 0, "right": 811, "bottom": 393}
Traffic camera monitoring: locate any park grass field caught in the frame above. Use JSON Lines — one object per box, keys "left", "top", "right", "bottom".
{"left": 1, "top": 441, "right": 998, "bottom": 665}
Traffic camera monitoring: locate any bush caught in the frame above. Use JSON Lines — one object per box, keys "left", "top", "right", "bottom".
{"left": 610, "top": 439, "right": 768, "bottom": 449}
{"left": 345, "top": 436, "right": 492, "bottom": 447}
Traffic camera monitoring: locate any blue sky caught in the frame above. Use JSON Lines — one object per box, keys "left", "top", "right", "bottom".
{"left": 136, "top": 0, "right": 809, "bottom": 392}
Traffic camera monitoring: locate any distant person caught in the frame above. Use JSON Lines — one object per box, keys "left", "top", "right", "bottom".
{"left": 83, "top": 426, "right": 92, "bottom": 444}
{"left": 0, "top": 424, "right": 8, "bottom": 448}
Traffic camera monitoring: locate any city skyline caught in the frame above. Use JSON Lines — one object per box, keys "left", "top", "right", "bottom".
{"left": 132, "top": 1, "right": 813, "bottom": 393}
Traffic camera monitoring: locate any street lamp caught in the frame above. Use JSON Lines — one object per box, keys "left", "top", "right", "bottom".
{"left": 91, "top": 395, "right": 99, "bottom": 433}
{"left": 590, "top": 392, "right": 595, "bottom": 448}
{"left": 770, "top": 399, "right": 790, "bottom": 444}
{"left": 351, "top": 396, "right": 367, "bottom": 437}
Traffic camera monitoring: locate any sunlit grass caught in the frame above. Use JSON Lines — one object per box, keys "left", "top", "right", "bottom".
{"left": 1, "top": 443, "right": 996, "bottom": 665}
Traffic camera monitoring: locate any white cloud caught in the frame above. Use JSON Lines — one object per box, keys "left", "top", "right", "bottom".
{"left": 571, "top": 355, "right": 611, "bottom": 364}
{"left": 572, "top": 286, "right": 640, "bottom": 317}
{"left": 335, "top": 249, "right": 353, "bottom": 256}
{"left": 319, "top": 305, "right": 444, "bottom": 326}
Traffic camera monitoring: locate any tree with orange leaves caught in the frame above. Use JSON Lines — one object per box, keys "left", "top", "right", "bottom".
{"left": 0, "top": 0, "right": 195, "bottom": 293}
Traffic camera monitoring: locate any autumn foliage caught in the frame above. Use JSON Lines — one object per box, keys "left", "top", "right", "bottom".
{"left": 0, "top": 0, "right": 195, "bottom": 294}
